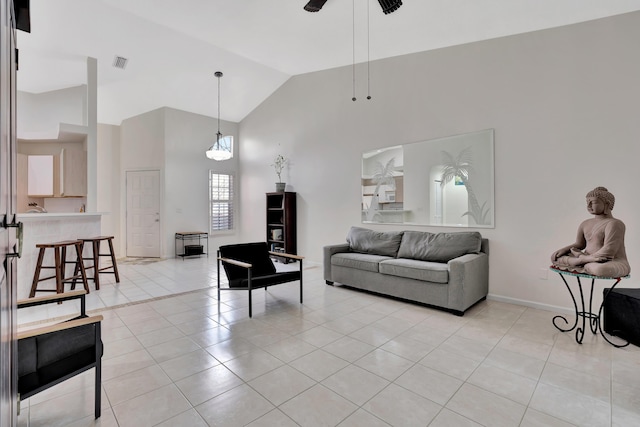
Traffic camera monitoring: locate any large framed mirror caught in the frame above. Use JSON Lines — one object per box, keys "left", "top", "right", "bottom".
{"left": 362, "top": 129, "right": 494, "bottom": 228}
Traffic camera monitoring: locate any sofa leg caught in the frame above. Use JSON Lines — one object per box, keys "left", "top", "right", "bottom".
{"left": 325, "top": 280, "right": 334, "bottom": 286}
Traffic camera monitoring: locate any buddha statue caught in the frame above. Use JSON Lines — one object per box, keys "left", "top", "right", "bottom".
{"left": 551, "top": 187, "right": 630, "bottom": 278}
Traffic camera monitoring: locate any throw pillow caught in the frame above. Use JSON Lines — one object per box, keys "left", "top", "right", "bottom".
{"left": 346, "top": 226, "right": 403, "bottom": 257}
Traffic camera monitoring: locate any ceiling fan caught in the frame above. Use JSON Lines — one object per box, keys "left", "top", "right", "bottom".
{"left": 304, "top": 0, "right": 402, "bottom": 14}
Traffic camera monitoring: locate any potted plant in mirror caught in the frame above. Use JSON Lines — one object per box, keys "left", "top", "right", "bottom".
{"left": 272, "top": 154, "right": 288, "bottom": 192}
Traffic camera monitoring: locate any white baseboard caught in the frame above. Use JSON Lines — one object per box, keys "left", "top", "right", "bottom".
{"left": 487, "top": 293, "right": 574, "bottom": 316}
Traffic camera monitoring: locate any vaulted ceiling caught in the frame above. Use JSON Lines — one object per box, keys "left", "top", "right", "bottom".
{"left": 16, "top": 0, "right": 640, "bottom": 125}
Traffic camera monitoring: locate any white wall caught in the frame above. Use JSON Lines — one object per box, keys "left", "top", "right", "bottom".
{"left": 17, "top": 85, "right": 86, "bottom": 135}
{"left": 163, "top": 107, "right": 239, "bottom": 257}
{"left": 97, "top": 123, "right": 121, "bottom": 255}
{"left": 119, "top": 108, "right": 165, "bottom": 256}
{"left": 119, "top": 107, "right": 240, "bottom": 258}
{"left": 238, "top": 11, "right": 640, "bottom": 312}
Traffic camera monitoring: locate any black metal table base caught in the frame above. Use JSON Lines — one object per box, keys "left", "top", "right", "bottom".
{"left": 551, "top": 268, "right": 630, "bottom": 348}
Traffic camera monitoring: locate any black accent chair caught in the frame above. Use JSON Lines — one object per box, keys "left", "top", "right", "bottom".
{"left": 17, "top": 290, "right": 103, "bottom": 419}
{"left": 217, "top": 242, "right": 304, "bottom": 318}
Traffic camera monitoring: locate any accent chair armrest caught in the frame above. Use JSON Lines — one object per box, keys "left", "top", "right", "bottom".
{"left": 17, "top": 315, "right": 103, "bottom": 340}
{"left": 268, "top": 251, "right": 305, "bottom": 261}
{"left": 218, "top": 257, "right": 252, "bottom": 269}
{"left": 17, "top": 290, "right": 87, "bottom": 309}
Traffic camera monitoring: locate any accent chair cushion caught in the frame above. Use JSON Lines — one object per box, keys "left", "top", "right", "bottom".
{"left": 230, "top": 271, "right": 301, "bottom": 289}
{"left": 17, "top": 323, "right": 101, "bottom": 397}
{"left": 37, "top": 324, "right": 97, "bottom": 368}
{"left": 398, "top": 231, "right": 482, "bottom": 262}
{"left": 346, "top": 226, "right": 403, "bottom": 257}
{"left": 219, "top": 242, "right": 277, "bottom": 282}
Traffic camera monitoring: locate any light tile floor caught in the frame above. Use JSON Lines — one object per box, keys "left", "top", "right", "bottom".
{"left": 16, "top": 256, "right": 640, "bottom": 426}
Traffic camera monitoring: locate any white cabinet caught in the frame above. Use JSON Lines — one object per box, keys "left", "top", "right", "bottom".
{"left": 59, "top": 148, "right": 87, "bottom": 196}
{"left": 27, "top": 155, "right": 54, "bottom": 196}
{"left": 23, "top": 150, "right": 86, "bottom": 198}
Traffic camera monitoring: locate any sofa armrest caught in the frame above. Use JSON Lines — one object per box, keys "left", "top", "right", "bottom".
{"left": 447, "top": 252, "right": 489, "bottom": 313}
{"left": 323, "top": 243, "right": 351, "bottom": 282}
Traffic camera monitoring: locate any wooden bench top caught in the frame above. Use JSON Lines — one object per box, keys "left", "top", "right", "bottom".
{"left": 35, "top": 240, "right": 82, "bottom": 248}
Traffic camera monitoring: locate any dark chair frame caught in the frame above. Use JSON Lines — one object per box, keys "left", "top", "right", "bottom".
{"left": 217, "top": 243, "right": 304, "bottom": 318}
{"left": 17, "top": 290, "right": 103, "bottom": 419}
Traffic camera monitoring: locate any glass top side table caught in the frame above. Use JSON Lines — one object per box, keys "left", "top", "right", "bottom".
{"left": 550, "top": 267, "right": 630, "bottom": 347}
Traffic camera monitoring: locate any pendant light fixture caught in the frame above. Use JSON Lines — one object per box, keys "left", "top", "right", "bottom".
{"left": 206, "top": 71, "right": 233, "bottom": 160}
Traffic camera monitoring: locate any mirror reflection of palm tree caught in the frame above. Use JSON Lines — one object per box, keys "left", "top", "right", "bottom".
{"left": 366, "top": 158, "right": 396, "bottom": 221}
{"left": 440, "top": 147, "right": 490, "bottom": 225}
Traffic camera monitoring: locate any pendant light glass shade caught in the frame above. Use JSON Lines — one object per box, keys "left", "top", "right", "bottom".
{"left": 206, "top": 71, "right": 233, "bottom": 160}
{"left": 206, "top": 133, "right": 233, "bottom": 160}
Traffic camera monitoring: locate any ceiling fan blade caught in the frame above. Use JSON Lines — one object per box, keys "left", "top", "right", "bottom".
{"left": 304, "top": 0, "right": 328, "bottom": 12}
{"left": 378, "top": 0, "right": 402, "bottom": 14}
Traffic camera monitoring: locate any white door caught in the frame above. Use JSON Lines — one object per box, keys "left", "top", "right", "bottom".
{"left": 126, "top": 170, "right": 161, "bottom": 257}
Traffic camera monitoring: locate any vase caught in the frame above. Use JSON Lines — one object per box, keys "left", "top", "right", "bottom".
{"left": 275, "top": 182, "right": 286, "bottom": 192}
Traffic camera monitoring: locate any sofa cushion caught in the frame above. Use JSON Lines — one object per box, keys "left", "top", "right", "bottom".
{"left": 379, "top": 258, "right": 449, "bottom": 283}
{"left": 397, "top": 231, "right": 435, "bottom": 260}
{"left": 398, "top": 231, "right": 482, "bottom": 262}
{"left": 346, "top": 226, "right": 403, "bottom": 257}
{"left": 331, "top": 252, "right": 393, "bottom": 273}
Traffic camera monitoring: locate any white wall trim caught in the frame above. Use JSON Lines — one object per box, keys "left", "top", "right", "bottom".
{"left": 487, "top": 293, "right": 573, "bottom": 315}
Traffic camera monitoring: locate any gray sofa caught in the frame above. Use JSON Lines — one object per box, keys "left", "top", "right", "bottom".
{"left": 323, "top": 227, "right": 489, "bottom": 315}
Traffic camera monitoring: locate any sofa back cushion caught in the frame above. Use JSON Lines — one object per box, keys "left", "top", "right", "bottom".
{"left": 346, "top": 226, "right": 404, "bottom": 257}
{"left": 398, "top": 231, "right": 482, "bottom": 262}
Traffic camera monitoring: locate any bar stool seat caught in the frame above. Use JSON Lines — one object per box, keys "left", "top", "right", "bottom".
{"left": 76, "top": 236, "right": 120, "bottom": 290}
{"left": 30, "top": 240, "right": 89, "bottom": 297}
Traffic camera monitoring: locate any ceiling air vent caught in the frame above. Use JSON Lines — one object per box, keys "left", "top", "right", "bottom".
{"left": 112, "top": 56, "right": 128, "bottom": 70}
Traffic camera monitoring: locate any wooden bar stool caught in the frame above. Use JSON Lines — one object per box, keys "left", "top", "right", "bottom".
{"left": 29, "top": 240, "right": 90, "bottom": 297}
{"left": 75, "top": 236, "right": 120, "bottom": 290}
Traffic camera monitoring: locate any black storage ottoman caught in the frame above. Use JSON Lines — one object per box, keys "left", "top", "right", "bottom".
{"left": 184, "top": 245, "right": 204, "bottom": 256}
{"left": 602, "top": 288, "right": 640, "bottom": 347}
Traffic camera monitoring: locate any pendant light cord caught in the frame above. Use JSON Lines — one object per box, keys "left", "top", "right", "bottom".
{"left": 215, "top": 71, "right": 222, "bottom": 146}
{"left": 367, "top": 0, "right": 371, "bottom": 100}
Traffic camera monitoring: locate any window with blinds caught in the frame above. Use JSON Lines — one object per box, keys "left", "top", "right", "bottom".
{"left": 209, "top": 172, "right": 234, "bottom": 232}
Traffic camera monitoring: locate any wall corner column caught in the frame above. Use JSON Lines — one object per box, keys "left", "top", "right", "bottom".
{"left": 86, "top": 56, "right": 97, "bottom": 211}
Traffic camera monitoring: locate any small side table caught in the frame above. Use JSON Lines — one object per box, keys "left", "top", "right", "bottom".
{"left": 550, "top": 267, "right": 630, "bottom": 347}
{"left": 175, "top": 232, "right": 209, "bottom": 259}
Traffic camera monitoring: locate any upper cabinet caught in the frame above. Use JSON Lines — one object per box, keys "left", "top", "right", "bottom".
{"left": 27, "top": 155, "right": 54, "bottom": 197}
{"left": 18, "top": 123, "right": 88, "bottom": 200}
{"left": 21, "top": 149, "right": 87, "bottom": 198}
{"left": 59, "top": 148, "right": 87, "bottom": 196}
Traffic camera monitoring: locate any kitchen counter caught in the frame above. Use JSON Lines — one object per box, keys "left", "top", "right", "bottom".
{"left": 18, "top": 212, "right": 104, "bottom": 219}
{"left": 17, "top": 212, "right": 105, "bottom": 299}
